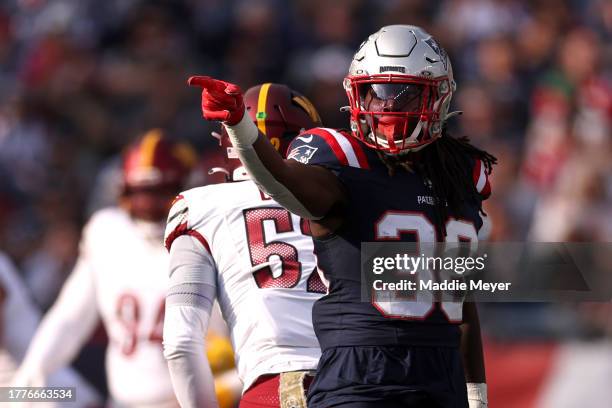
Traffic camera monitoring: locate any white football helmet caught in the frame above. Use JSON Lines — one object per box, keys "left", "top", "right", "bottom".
{"left": 344, "top": 25, "right": 457, "bottom": 154}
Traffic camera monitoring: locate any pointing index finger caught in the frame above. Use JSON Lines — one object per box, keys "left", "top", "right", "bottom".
{"left": 187, "top": 76, "right": 223, "bottom": 90}
{"left": 224, "top": 83, "right": 242, "bottom": 95}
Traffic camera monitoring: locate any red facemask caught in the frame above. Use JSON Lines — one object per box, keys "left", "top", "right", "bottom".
{"left": 346, "top": 74, "right": 452, "bottom": 154}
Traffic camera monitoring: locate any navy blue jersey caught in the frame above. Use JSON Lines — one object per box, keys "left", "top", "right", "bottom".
{"left": 308, "top": 345, "right": 468, "bottom": 408}
{"left": 287, "top": 128, "right": 491, "bottom": 351}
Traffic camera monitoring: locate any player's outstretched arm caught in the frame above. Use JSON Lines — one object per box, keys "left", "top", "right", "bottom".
{"left": 13, "top": 257, "right": 100, "bottom": 387}
{"left": 163, "top": 234, "right": 220, "bottom": 408}
{"left": 461, "top": 302, "right": 487, "bottom": 408}
{"left": 188, "top": 76, "right": 344, "bottom": 220}
{"left": 0, "top": 280, "right": 5, "bottom": 342}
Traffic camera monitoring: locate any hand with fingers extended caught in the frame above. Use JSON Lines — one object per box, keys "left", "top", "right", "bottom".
{"left": 188, "top": 76, "right": 245, "bottom": 126}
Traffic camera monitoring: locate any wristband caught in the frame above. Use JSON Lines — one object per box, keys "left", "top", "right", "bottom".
{"left": 224, "top": 109, "right": 258, "bottom": 150}
{"left": 467, "top": 382, "right": 487, "bottom": 406}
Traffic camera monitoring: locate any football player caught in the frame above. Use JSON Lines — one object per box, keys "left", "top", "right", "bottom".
{"left": 188, "top": 25, "right": 497, "bottom": 408}
{"left": 0, "top": 251, "right": 101, "bottom": 407}
{"left": 163, "top": 83, "right": 325, "bottom": 408}
{"left": 14, "top": 130, "right": 237, "bottom": 407}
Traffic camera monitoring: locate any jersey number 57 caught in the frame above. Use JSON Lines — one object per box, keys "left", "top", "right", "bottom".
{"left": 243, "top": 207, "right": 326, "bottom": 294}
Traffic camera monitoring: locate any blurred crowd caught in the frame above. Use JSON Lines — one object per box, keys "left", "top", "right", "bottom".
{"left": 0, "top": 0, "right": 610, "bottom": 332}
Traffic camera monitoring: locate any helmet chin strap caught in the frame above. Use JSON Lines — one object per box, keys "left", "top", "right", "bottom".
{"left": 445, "top": 110, "right": 463, "bottom": 120}
{"left": 402, "top": 97, "right": 455, "bottom": 147}
{"left": 405, "top": 119, "right": 425, "bottom": 144}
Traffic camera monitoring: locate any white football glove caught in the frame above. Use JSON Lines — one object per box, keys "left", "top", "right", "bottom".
{"left": 467, "top": 383, "right": 488, "bottom": 408}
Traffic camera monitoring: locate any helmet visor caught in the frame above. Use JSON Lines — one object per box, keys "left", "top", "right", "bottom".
{"left": 360, "top": 83, "right": 432, "bottom": 113}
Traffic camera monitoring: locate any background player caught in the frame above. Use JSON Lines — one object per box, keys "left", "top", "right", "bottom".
{"left": 13, "top": 130, "right": 238, "bottom": 407}
{"left": 163, "top": 83, "right": 326, "bottom": 408}
{"left": 0, "top": 251, "right": 101, "bottom": 407}
{"left": 188, "top": 25, "right": 496, "bottom": 408}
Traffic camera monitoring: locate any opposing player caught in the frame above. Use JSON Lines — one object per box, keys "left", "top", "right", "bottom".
{"left": 163, "top": 83, "right": 325, "bottom": 408}
{"left": 188, "top": 25, "right": 497, "bottom": 408}
{"left": 14, "top": 130, "right": 237, "bottom": 407}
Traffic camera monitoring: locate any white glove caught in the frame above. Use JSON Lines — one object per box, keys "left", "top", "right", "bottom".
{"left": 467, "top": 383, "right": 487, "bottom": 408}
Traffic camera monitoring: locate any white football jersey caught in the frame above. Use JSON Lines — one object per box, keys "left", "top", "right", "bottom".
{"left": 165, "top": 180, "right": 324, "bottom": 390}
{"left": 80, "top": 207, "right": 175, "bottom": 406}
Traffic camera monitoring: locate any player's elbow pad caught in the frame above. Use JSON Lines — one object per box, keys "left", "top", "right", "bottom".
{"left": 224, "top": 114, "right": 322, "bottom": 220}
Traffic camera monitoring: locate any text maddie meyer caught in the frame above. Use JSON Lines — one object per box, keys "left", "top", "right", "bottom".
{"left": 372, "top": 279, "right": 511, "bottom": 293}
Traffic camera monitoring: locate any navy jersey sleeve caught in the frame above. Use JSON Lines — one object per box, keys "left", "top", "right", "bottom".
{"left": 286, "top": 127, "right": 370, "bottom": 169}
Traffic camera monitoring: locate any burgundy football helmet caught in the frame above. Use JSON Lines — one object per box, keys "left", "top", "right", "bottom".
{"left": 122, "top": 129, "right": 197, "bottom": 221}
{"left": 207, "top": 83, "right": 322, "bottom": 181}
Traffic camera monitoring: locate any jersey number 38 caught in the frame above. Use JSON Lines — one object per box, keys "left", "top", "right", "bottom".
{"left": 374, "top": 211, "right": 478, "bottom": 322}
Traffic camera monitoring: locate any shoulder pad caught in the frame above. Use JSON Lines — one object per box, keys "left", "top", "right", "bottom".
{"left": 286, "top": 127, "right": 370, "bottom": 169}
{"left": 164, "top": 194, "right": 211, "bottom": 253}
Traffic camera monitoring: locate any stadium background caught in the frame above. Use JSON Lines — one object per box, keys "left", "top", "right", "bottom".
{"left": 0, "top": 0, "right": 610, "bottom": 406}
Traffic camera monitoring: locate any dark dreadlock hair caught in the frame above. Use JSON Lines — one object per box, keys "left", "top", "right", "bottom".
{"left": 378, "top": 129, "right": 497, "bottom": 236}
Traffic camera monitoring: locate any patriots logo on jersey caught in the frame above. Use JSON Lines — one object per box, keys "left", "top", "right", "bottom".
{"left": 287, "top": 145, "right": 318, "bottom": 164}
